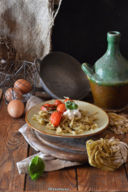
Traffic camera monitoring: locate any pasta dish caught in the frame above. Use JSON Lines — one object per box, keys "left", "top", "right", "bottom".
{"left": 32, "top": 99, "right": 98, "bottom": 135}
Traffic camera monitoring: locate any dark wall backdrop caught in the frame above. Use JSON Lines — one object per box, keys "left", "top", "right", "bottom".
{"left": 52, "top": 0, "right": 128, "bottom": 65}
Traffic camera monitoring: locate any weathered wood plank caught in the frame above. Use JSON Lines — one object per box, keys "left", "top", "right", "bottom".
{"left": 77, "top": 164, "right": 128, "bottom": 192}
{"left": 0, "top": 100, "right": 28, "bottom": 192}
{"left": 116, "top": 115, "right": 128, "bottom": 183}
{"left": 25, "top": 147, "right": 78, "bottom": 191}
{"left": 124, "top": 153, "right": 128, "bottom": 181}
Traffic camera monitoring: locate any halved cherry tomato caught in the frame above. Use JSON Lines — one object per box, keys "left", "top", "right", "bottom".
{"left": 40, "top": 105, "right": 47, "bottom": 111}
{"left": 43, "top": 103, "right": 55, "bottom": 108}
{"left": 57, "top": 103, "right": 66, "bottom": 113}
{"left": 50, "top": 111, "right": 62, "bottom": 127}
{"left": 54, "top": 100, "right": 63, "bottom": 106}
{"left": 40, "top": 103, "right": 55, "bottom": 111}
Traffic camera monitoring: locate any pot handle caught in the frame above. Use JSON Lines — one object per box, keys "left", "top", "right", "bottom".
{"left": 81, "top": 63, "right": 94, "bottom": 79}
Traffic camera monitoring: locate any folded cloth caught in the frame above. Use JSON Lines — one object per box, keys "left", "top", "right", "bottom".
{"left": 16, "top": 152, "right": 81, "bottom": 174}
{"left": 16, "top": 96, "right": 82, "bottom": 174}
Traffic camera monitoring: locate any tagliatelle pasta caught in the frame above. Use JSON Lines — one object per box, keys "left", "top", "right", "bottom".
{"left": 86, "top": 137, "right": 128, "bottom": 171}
{"left": 108, "top": 113, "right": 128, "bottom": 134}
{"left": 32, "top": 109, "right": 98, "bottom": 135}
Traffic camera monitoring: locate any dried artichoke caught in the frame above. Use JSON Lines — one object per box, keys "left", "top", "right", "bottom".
{"left": 86, "top": 137, "right": 128, "bottom": 171}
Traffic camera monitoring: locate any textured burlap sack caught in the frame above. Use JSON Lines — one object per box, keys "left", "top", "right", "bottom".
{"left": 0, "top": 0, "right": 62, "bottom": 87}
{"left": 0, "top": 0, "right": 61, "bottom": 61}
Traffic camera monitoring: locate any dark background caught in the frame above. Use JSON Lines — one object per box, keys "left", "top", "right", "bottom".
{"left": 52, "top": 0, "right": 128, "bottom": 65}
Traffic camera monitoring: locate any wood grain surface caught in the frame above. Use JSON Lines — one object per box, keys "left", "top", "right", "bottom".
{"left": 77, "top": 165, "right": 128, "bottom": 192}
{"left": 1, "top": 98, "right": 128, "bottom": 192}
{"left": 0, "top": 100, "right": 28, "bottom": 192}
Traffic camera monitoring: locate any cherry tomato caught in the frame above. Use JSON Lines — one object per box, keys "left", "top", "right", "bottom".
{"left": 57, "top": 103, "right": 66, "bottom": 113}
{"left": 50, "top": 111, "right": 62, "bottom": 127}
{"left": 40, "top": 105, "right": 47, "bottom": 111}
{"left": 54, "top": 100, "right": 63, "bottom": 106}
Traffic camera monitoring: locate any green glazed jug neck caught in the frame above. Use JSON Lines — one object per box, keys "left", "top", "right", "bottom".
{"left": 93, "top": 31, "right": 128, "bottom": 86}
{"left": 106, "top": 31, "right": 120, "bottom": 56}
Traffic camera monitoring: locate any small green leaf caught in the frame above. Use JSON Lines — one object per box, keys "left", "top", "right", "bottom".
{"left": 28, "top": 156, "right": 45, "bottom": 180}
{"left": 65, "top": 101, "right": 78, "bottom": 110}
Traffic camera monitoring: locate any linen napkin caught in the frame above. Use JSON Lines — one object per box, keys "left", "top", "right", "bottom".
{"left": 16, "top": 96, "right": 82, "bottom": 174}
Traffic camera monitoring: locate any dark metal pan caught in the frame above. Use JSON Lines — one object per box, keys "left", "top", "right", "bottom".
{"left": 35, "top": 52, "right": 90, "bottom": 99}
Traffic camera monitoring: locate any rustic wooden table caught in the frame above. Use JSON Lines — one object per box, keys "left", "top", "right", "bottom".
{"left": 1, "top": 99, "right": 128, "bottom": 192}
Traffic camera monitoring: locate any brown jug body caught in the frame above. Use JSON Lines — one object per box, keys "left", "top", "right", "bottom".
{"left": 89, "top": 81, "right": 128, "bottom": 109}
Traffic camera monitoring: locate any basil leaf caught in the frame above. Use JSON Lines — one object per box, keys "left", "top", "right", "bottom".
{"left": 72, "top": 103, "right": 78, "bottom": 109}
{"left": 28, "top": 156, "right": 45, "bottom": 180}
{"left": 65, "top": 101, "right": 78, "bottom": 110}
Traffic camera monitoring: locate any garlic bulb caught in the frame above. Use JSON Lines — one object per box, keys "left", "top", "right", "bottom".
{"left": 86, "top": 137, "right": 128, "bottom": 171}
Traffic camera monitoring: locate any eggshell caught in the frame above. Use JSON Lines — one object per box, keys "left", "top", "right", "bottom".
{"left": 7, "top": 100, "right": 24, "bottom": 118}
{"left": 5, "top": 87, "right": 23, "bottom": 102}
{"left": 14, "top": 79, "right": 32, "bottom": 94}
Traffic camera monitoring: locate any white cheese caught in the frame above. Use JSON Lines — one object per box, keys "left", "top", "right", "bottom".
{"left": 63, "top": 109, "right": 81, "bottom": 120}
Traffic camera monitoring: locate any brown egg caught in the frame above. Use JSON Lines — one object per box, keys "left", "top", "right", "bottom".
{"left": 7, "top": 100, "right": 24, "bottom": 118}
{"left": 5, "top": 87, "right": 23, "bottom": 102}
{"left": 14, "top": 79, "right": 32, "bottom": 94}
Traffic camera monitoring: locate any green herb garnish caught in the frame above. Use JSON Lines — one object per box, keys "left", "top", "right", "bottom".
{"left": 65, "top": 101, "right": 78, "bottom": 110}
{"left": 28, "top": 156, "right": 45, "bottom": 180}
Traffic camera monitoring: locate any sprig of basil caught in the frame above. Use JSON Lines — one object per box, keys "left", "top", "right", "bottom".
{"left": 28, "top": 156, "right": 45, "bottom": 180}
{"left": 65, "top": 101, "right": 78, "bottom": 110}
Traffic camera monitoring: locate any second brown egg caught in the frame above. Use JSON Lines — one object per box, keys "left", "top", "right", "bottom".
{"left": 5, "top": 87, "right": 23, "bottom": 102}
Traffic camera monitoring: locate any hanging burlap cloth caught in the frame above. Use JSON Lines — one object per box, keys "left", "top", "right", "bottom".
{"left": 0, "top": 0, "right": 62, "bottom": 87}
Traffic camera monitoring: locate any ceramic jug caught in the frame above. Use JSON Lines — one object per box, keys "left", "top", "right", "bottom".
{"left": 82, "top": 31, "right": 128, "bottom": 109}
